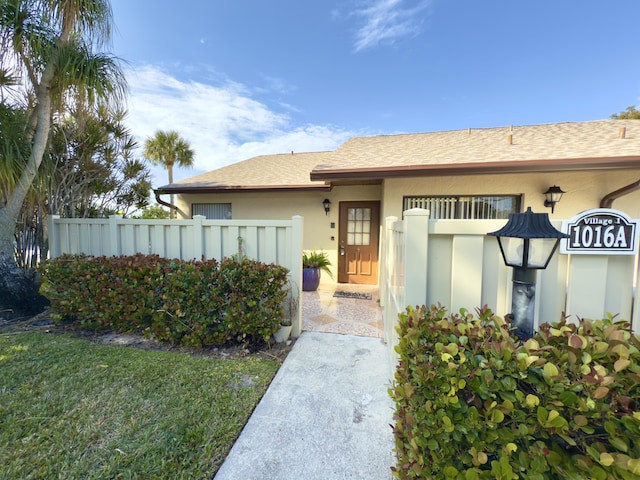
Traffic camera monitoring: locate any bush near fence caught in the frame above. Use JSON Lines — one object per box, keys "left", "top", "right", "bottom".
{"left": 390, "top": 304, "right": 640, "bottom": 480}
{"left": 42, "top": 254, "right": 289, "bottom": 346}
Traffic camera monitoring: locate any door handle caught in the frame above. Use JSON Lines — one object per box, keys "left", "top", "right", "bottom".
{"left": 340, "top": 247, "right": 345, "bottom": 256}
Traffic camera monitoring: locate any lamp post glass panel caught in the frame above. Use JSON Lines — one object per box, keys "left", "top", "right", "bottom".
{"left": 488, "top": 207, "right": 569, "bottom": 340}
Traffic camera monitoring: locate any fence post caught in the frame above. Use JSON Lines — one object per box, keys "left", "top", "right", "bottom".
{"left": 403, "top": 208, "right": 430, "bottom": 308}
{"left": 193, "top": 215, "right": 205, "bottom": 260}
{"left": 383, "top": 216, "right": 400, "bottom": 375}
{"left": 48, "top": 215, "right": 61, "bottom": 259}
{"left": 109, "top": 215, "right": 122, "bottom": 256}
{"left": 382, "top": 216, "right": 398, "bottom": 343}
{"left": 291, "top": 215, "right": 304, "bottom": 338}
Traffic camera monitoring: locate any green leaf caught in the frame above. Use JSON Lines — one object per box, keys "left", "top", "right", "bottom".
{"left": 599, "top": 452, "right": 614, "bottom": 467}
{"left": 465, "top": 469, "right": 480, "bottom": 480}
{"left": 559, "top": 391, "right": 579, "bottom": 406}
{"left": 609, "top": 435, "right": 629, "bottom": 453}
{"left": 444, "top": 466, "right": 459, "bottom": 478}
{"left": 543, "top": 362, "right": 559, "bottom": 378}
{"left": 537, "top": 407, "right": 548, "bottom": 423}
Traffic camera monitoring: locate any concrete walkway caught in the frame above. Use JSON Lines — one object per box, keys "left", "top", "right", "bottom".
{"left": 214, "top": 331, "right": 396, "bottom": 480}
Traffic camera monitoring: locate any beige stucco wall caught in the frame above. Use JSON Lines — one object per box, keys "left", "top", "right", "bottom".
{"left": 382, "top": 170, "right": 640, "bottom": 221}
{"left": 176, "top": 184, "right": 383, "bottom": 283}
{"left": 174, "top": 169, "right": 640, "bottom": 284}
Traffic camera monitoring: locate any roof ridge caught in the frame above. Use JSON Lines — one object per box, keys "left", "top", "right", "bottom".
{"left": 341, "top": 119, "right": 636, "bottom": 142}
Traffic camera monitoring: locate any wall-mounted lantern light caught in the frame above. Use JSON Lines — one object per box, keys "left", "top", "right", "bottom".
{"left": 322, "top": 198, "right": 331, "bottom": 215}
{"left": 488, "top": 207, "right": 569, "bottom": 340}
{"left": 543, "top": 185, "right": 565, "bottom": 213}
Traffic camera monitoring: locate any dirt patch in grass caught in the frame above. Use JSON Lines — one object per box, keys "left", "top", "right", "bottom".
{"left": 0, "top": 307, "right": 293, "bottom": 363}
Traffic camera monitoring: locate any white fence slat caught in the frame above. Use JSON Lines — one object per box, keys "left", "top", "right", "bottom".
{"left": 537, "top": 251, "right": 569, "bottom": 326}
{"left": 109, "top": 215, "right": 120, "bottom": 256}
{"left": 426, "top": 236, "right": 452, "bottom": 308}
{"left": 566, "top": 256, "right": 609, "bottom": 321}
{"left": 152, "top": 224, "right": 166, "bottom": 257}
{"left": 604, "top": 255, "right": 635, "bottom": 321}
{"left": 192, "top": 215, "right": 204, "bottom": 260}
{"left": 167, "top": 225, "right": 182, "bottom": 259}
{"left": 121, "top": 224, "right": 136, "bottom": 256}
{"left": 225, "top": 225, "right": 240, "bottom": 258}
{"left": 481, "top": 238, "right": 510, "bottom": 315}
{"left": 450, "top": 236, "right": 484, "bottom": 312}
{"left": 138, "top": 224, "right": 150, "bottom": 255}
{"left": 244, "top": 226, "right": 258, "bottom": 259}
{"left": 264, "top": 227, "right": 278, "bottom": 264}
{"left": 403, "top": 209, "right": 429, "bottom": 308}
{"left": 205, "top": 225, "right": 223, "bottom": 260}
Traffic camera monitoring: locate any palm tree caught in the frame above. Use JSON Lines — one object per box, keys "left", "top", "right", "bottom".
{"left": 143, "top": 130, "right": 194, "bottom": 218}
{"left": 0, "top": 0, "right": 126, "bottom": 311}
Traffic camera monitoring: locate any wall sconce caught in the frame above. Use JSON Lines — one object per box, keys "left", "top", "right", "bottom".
{"left": 543, "top": 185, "right": 565, "bottom": 213}
{"left": 322, "top": 198, "right": 331, "bottom": 215}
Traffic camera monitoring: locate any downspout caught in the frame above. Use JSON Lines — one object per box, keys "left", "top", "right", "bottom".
{"left": 600, "top": 179, "right": 640, "bottom": 208}
{"left": 154, "top": 190, "right": 178, "bottom": 216}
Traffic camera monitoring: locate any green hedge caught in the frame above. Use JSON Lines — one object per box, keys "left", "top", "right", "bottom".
{"left": 390, "top": 304, "right": 640, "bottom": 479}
{"left": 42, "top": 254, "right": 289, "bottom": 346}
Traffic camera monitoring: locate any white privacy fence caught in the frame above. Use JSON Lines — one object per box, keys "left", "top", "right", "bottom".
{"left": 48, "top": 214, "right": 304, "bottom": 336}
{"left": 382, "top": 209, "right": 639, "bottom": 347}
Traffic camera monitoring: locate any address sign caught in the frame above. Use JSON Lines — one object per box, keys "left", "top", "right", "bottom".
{"left": 560, "top": 209, "right": 639, "bottom": 255}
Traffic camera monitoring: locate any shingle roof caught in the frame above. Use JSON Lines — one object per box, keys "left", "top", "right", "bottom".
{"left": 158, "top": 151, "right": 333, "bottom": 193}
{"left": 311, "top": 120, "right": 640, "bottom": 179}
{"left": 157, "top": 120, "right": 640, "bottom": 193}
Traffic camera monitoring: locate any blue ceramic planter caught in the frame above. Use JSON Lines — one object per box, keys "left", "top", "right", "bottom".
{"left": 302, "top": 268, "right": 321, "bottom": 291}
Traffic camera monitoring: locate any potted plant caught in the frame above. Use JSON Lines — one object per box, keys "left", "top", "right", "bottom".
{"left": 274, "top": 285, "right": 298, "bottom": 343}
{"left": 302, "top": 250, "right": 333, "bottom": 291}
{"left": 273, "top": 316, "right": 293, "bottom": 343}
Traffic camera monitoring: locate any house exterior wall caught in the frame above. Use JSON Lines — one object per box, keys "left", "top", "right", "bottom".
{"left": 172, "top": 169, "right": 640, "bottom": 285}
{"left": 381, "top": 170, "right": 640, "bottom": 220}
{"left": 176, "top": 184, "right": 383, "bottom": 283}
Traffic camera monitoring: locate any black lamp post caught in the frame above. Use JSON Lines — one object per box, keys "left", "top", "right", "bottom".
{"left": 488, "top": 207, "right": 569, "bottom": 340}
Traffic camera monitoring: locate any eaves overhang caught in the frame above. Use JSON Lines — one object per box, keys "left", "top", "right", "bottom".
{"left": 154, "top": 183, "right": 332, "bottom": 195}
{"left": 309, "top": 156, "right": 640, "bottom": 181}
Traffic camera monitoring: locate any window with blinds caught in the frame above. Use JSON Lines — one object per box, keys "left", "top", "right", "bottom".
{"left": 192, "top": 203, "right": 232, "bottom": 219}
{"left": 403, "top": 195, "right": 521, "bottom": 219}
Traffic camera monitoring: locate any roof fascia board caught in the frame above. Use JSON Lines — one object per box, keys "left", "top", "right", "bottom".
{"left": 310, "top": 156, "right": 640, "bottom": 181}
{"left": 155, "top": 184, "right": 332, "bottom": 195}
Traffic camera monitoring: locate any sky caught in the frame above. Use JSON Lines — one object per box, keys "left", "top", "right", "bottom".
{"left": 108, "top": 0, "right": 640, "bottom": 189}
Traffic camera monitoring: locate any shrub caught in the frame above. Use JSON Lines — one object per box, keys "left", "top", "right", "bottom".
{"left": 42, "top": 254, "right": 167, "bottom": 331}
{"left": 42, "top": 254, "right": 289, "bottom": 347}
{"left": 390, "top": 304, "right": 640, "bottom": 479}
{"left": 148, "top": 258, "right": 224, "bottom": 346}
{"left": 217, "top": 257, "right": 289, "bottom": 343}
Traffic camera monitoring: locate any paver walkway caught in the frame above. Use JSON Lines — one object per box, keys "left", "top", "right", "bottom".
{"left": 302, "top": 284, "right": 384, "bottom": 337}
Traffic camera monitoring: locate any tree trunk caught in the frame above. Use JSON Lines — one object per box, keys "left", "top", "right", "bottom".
{"left": 0, "top": 51, "right": 57, "bottom": 315}
{"left": 0, "top": 209, "right": 47, "bottom": 315}
{"left": 168, "top": 164, "right": 175, "bottom": 219}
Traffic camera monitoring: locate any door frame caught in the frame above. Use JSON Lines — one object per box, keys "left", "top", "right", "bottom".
{"left": 337, "top": 200, "right": 381, "bottom": 284}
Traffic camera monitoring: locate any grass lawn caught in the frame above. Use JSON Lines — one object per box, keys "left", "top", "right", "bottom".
{"left": 0, "top": 331, "right": 280, "bottom": 479}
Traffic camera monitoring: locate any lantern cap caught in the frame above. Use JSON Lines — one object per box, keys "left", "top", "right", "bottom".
{"left": 488, "top": 207, "right": 570, "bottom": 239}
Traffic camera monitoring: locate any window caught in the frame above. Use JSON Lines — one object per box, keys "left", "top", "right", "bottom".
{"left": 192, "top": 203, "right": 232, "bottom": 219}
{"left": 347, "top": 207, "right": 372, "bottom": 246}
{"left": 403, "top": 195, "right": 521, "bottom": 219}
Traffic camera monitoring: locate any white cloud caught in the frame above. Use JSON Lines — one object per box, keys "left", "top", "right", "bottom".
{"left": 124, "top": 65, "right": 354, "bottom": 187}
{"left": 351, "top": 0, "right": 431, "bottom": 52}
